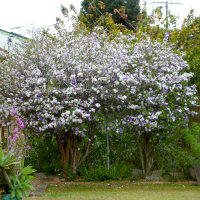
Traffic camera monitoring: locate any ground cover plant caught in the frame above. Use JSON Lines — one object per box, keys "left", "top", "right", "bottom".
{"left": 25, "top": 183, "right": 200, "bottom": 200}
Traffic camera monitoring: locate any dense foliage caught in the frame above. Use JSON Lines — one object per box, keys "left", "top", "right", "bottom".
{"left": 0, "top": 21, "right": 198, "bottom": 175}
{"left": 80, "top": 0, "right": 140, "bottom": 30}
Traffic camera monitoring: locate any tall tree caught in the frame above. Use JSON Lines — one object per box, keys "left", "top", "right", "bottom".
{"left": 80, "top": 0, "right": 140, "bottom": 30}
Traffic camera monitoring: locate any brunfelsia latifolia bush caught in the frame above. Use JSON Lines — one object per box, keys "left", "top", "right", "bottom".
{"left": 0, "top": 26, "right": 197, "bottom": 175}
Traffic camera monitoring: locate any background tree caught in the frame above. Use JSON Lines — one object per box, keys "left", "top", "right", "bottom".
{"left": 80, "top": 0, "right": 140, "bottom": 30}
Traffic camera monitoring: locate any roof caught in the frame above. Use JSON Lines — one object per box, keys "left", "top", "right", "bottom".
{"left": 0, "top": 29, "right": 28, "bottom": 41}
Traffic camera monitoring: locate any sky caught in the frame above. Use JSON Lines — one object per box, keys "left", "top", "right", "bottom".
{"left": 1, "top": 0, "right": 200, "bottom": 37}
{"left": 0, "top": 0, "right": 82, "bottom": 36}
{"left": 141, "top": 0, "right": 200, "bottom": 28}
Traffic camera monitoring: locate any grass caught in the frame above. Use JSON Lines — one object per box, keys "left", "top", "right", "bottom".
{"left": 26, "top": 182, "right": 200, "bottom": 200}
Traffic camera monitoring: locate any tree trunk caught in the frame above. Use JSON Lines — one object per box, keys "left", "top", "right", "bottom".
{"left": 56, "top": 129, "right": 93, "bottom": 177}
{"left": 136, "top": 132, "right": 158, "bottom": 176}
{"left": 144, "top": 134, "right": 152, "bottom": 175}
{"left": 136, "top": 133, "right": 145, "bottom": 174}
{"left": 145, "top": 150, "right": 154, "bottom": 175}
{"left": 56, "top": 133, "right": 68, "bottom": 177}
{"left": 2, "top": 168, "right": 11, "bottom": 185}
{"left": 144, "top": 134, "right": 160, "bottom": 175}
{"left": 106, "top": 120, "right": 110, "bottom": 170}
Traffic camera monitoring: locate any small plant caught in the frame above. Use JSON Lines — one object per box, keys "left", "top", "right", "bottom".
{"left": 0, "top": 147, "right": 19, "bottom": 185}
{"left": 0, "top": 115, "right": 36, "bottom": 199}
{"left": 80, "top": 163, "right": 133, "bottom": 181}
{"left": 65, "top": 165, "right": 77, "bottom": 181}
{"left": 8, "top": 162, "right": 36, "bottom": 200}
{"left": 25, "top": 134, "right": 62, "bottom": 175}
{"left": 0, "top": 148, "right": 36, "bottom": 200}
{"left": 190, "top": 156, "right": 200, "bottom": 167}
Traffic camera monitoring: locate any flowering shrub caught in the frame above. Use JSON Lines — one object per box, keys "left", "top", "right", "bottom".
{"left": 0, "top": 113, "right": 30, "bottom": 173}
{"left": 0, "top": 108, "right": 37, "bottom": 200}
{"left": 0, "top": 25, "right": 197, "bottom": 174}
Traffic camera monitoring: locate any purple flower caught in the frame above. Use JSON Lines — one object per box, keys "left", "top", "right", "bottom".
{"left": 58, "top": 122, "right": 63, "bottom": 126}
{"left": 17, "top": 118, "right": 25, "bottom": 129}
{"left": 171, "top": 116, "right": 175, "bottom": 121}
{"left": 13, "top": 128, "right": 19, "bottom": 134}
{"left": 10, "top": 109, "right": 17, "bottom": 116}
{"left": 26, "top": 145, "right": 31, "bottom": 150}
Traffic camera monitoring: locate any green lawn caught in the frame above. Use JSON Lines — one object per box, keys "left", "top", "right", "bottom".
{"left": 26, "top": 182, "right": 200, "bottom": 200}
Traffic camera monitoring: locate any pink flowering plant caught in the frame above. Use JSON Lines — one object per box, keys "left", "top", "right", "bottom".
{"left": 1, "top": 116, "right": 29, "bottom": 160}
{"left": 0, "top": 112, "right": 35, "bottom": 199}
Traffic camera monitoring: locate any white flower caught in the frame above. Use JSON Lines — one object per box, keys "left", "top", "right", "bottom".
{"left": 128, "top": 105, "right": 138, "bottom": 110}
{"left": 95, "top": 103, "right": 101, "bottom": 108}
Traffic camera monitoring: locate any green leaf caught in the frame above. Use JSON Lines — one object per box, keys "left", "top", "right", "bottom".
{"left": 21, "top": 166, "right": 36, "bottom": 176}
{"left": 0, "top": 147, "right": 19, "bottom": 169}
{"left": 16, "top": 189, "right": 23, "bottom": 199}
{"left": 11, "top": 190, "right": 15, "bottom": 199}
